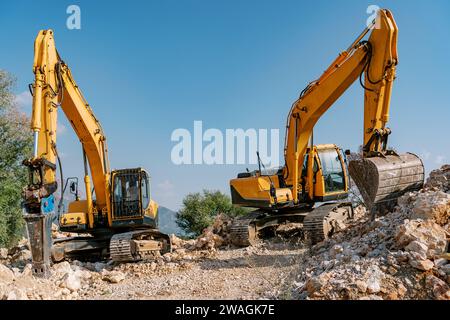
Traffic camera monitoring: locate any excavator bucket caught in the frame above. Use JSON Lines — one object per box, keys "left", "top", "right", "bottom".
{"left": 348, "top": 153, "right": 424, "bottom": 215}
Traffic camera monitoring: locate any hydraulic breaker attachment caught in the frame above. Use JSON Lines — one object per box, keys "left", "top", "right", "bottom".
{"left": 23, "top": 212, "right": 54, "bottom": 277}
{"left": 22, "top": 158, "right": 57, "bottom": 277}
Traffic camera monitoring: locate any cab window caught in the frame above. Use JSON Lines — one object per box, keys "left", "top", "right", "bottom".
{"left": 112, "top": 173, "right": 141, "bottom": 217}
{"left": 317, "top": 149, "right": 345, "bottom": 193}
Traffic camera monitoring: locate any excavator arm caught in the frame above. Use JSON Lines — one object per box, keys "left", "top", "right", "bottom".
{"left": 24, "top": 29, "right": 110, "bottom": 224}
{"left": 283, "top": 9, "right": 423, "bottom": 207}
{"left": 230, "top": 9, "right": 423, "bottom": 216}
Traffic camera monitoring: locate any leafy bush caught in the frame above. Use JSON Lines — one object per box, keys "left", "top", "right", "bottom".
{"left": 176, "top": 190, "right": 247, "bottom": 238}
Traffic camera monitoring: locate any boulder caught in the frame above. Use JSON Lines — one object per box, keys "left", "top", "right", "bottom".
{"left": 365, "top": 265, "right": 385, "bottom": 294}
{"left": 61, "top": 273, "right": 81, "bottom": 292}
{"left": 411, "top": 191, "right": 450, "bottom": 225}
{"left": 101, "top": 270, "right": 126, "bottom": 283}
{"left": 21, "top": 264, "right": 33, "bottom": 278}
{"left": 405, "top": 240, "right": 428, "bottom": 260}
{"left": 94, "top": 262, "right": 106, "bottom": 272}
{"left": 11, "top": 249, "right": 32, "bottom": 263}
{"left": 426, "top": 275, "right": 450, "bottom": 300}
{"left": 355, "top": 280, "right": 367, "bottom": 293}
{"left": 395, "top": 219, "right": 447, "bottom": 258}
{"left": 52, "top": 261, "right": 72, "bottom": 275}
{"left": 305, "top": 274, "right": 330, "bottom": 296}
{"left": 397, "top": 283, "right": 407, "bottom": 297}
{"left": 0, "top": 264, "right": 15, "bottom": 284}
{"left": 409, "top": 258, "right": 434, "bottom": 271}
{"left": 170, "top": 234, "right": 186, "bottom": 248}
{"left": 425, "top": 165, "right": 450, "bottom": 192}
{"left": 195, "top": 231, "right": 224, "bottom": 250}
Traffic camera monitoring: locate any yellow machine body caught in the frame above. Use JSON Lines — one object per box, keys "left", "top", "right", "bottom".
{"left": 231, "top": 144, "right": 349, "bottom": 209}
{"left": 22, "top": 30, "right": 170, "bottom": 275}
{"left": 230, "top": 9, "right": 424, "bottom": 214}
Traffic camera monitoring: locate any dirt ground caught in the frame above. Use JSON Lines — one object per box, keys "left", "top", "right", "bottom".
{"left": 81, "top": 240, "right": 306, "bottom": 300}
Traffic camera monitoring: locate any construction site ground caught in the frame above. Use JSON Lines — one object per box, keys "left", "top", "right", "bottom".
{"left": 0, "top": 165, "right": 449, "bottom": 300}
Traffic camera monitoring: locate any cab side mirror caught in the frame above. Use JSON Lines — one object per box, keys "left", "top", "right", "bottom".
{"left": 66, "top": 177, "right": 79, "bottom": 201}
{"left": 344, "top": 149, "right": 351, "bottom": 156}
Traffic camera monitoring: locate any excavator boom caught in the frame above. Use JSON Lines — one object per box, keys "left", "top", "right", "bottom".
{"left": 283, "top": 10, "right": 423, "bottom": 209}
{"left": 275, "top": 9, "right": 423, "bottom": 210}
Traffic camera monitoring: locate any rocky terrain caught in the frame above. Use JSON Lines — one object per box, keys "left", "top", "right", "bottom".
{"left": 0, "top": 165, "right": 448, "bottom": 300}
{"left": 288, "top": 164, "right": 450, "bottom": 300}
{"left": 0, "top": 232, "right": 305, "bottom": 300}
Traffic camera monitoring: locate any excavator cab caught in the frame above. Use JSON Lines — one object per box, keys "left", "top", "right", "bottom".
{"left": 110, "top": 168, "right": 158, "bottom": 228}
{"left": 318, "top": 147, "right": 348, "bottom": 195}
{"left": 302, "top": 144, "right": 349, "bottom": 202}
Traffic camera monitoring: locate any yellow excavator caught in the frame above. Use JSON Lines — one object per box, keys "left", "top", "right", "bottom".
{"left": 22, "top": 30, "right": 171, "bottom": 276}
{"left": 229, "top": 9, "right": 424, "bottom": 245}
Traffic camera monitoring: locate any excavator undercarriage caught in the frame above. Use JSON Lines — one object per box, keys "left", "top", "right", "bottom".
{"left": 230, "top": 203, "right": 353, "bottom": 246}
{"left": 51, "top": 229, "right": 171, "bottom": 263}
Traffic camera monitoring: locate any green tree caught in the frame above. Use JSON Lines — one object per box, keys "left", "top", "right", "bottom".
{"left": 176, "top": 190, "right": 247, "bottom": 238}
{"left": 0, "top": 70, "right": 32, "bottom": 247}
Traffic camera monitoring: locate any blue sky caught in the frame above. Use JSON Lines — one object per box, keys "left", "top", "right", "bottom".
{"left": 1, "top": 0, "right": 449, "bottom": 210}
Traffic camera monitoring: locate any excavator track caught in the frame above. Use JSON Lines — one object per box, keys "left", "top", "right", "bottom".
{"left": 110, "top": 229, "right": 171, "bottom": 262}
{"left": 230, "top": 211, "right": 267, "bottom": 246}
{"left": 303, "top": 203, "right": 353, "bottom": 244}
{"left": 230, "top": 218, "right": 257, "bottom": 247}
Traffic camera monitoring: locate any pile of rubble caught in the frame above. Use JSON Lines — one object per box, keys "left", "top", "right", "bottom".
{"left": 193, "top": 213, "right": 233, "bottom": 250}
{"left": 425, "top": 164, "right": 450, "bottom": 192}
{"left": 1, "top": 165, "right": 448, "bottom": 300}
{"left": 291, "top": 165, "right": 450, "bottom": 300}
{"left": 0, "top": 240, "right": 209, "bottom": 300}
{"left": 0, "top": 217, "right": 228, "bottom": 300}
{"left": 0, "top": 242, "right": 132, "bottom": 300}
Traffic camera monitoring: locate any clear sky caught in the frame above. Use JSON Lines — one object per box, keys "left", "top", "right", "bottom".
{"left": 1, "top": 0, "right": 449, "bottom": 211}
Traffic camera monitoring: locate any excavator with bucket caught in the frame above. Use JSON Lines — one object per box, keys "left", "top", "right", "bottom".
{"left": 229, "top": 9, "right": 425, "bottom": 245}
{"left": 22, "top": 30, "right": 171, "bottom": 276}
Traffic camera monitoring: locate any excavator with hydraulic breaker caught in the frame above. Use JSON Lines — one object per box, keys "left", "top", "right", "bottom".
{"left": 229, "top": 9, "right": 424, "bottom": 246}
{"left": 22, "top": 30, "right": 171, "bottom": 276}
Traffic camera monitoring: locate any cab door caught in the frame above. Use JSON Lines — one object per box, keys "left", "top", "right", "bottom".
{"left": 111, "top": 170, "right": 142, "bottom": 219}
{"left": 314, "top": 147, "right": 348, "bottom": 201}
